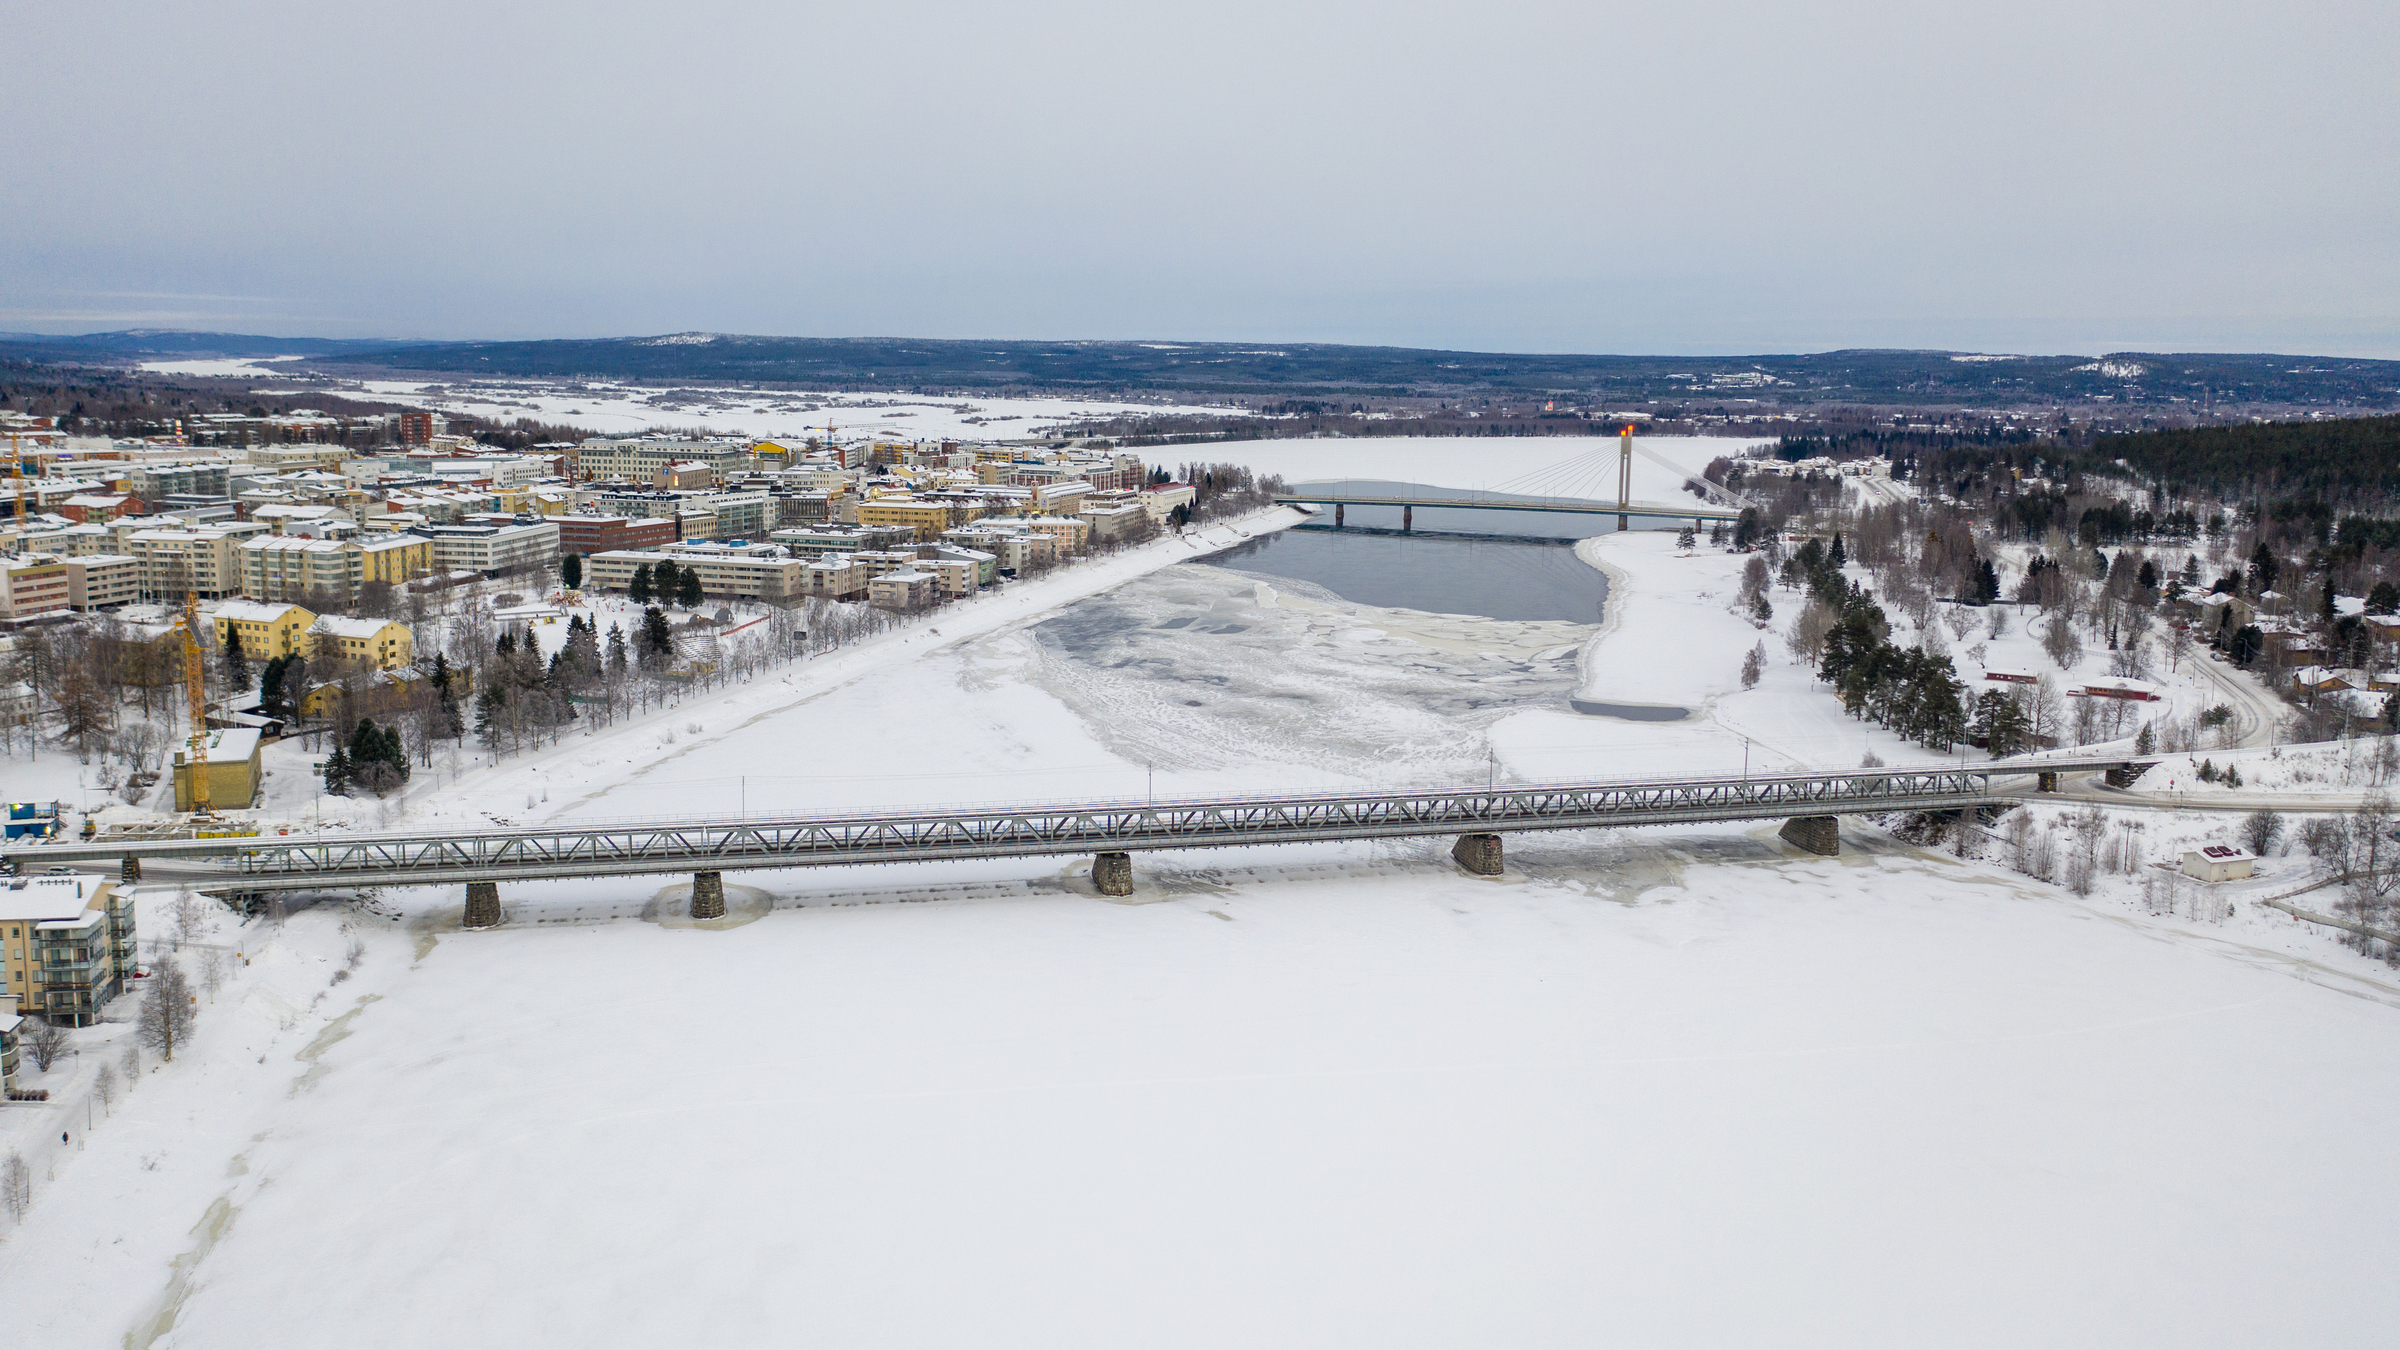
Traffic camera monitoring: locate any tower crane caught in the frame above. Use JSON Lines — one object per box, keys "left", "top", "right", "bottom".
{"left": 177, "top": 590, "right": 211, "bottom": 817}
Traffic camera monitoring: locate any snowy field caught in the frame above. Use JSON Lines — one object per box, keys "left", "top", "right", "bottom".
{"left": 135, "top": 357, "right": 1250, "bottom": 443}
{"left": 8, "top": 836, "right": 2399, "bottom": 1348}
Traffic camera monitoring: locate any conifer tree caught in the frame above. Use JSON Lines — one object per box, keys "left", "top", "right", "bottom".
{"left": 640, "top": 606, "right": 676, "bottom": 667}
{"left": 323, "top": 745, "right": 354, "bottom": 796}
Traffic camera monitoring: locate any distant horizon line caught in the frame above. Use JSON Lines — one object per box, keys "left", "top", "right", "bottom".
{"left": 7, "top": 328, "right": 2398, "bottom": 364}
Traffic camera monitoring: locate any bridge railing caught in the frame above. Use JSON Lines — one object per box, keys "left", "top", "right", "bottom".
{"left": 110, "top": 766, "right": 2025, "bottom": 890}
{"left": 3, "top": 757, "right": 2147, "bottom": 879}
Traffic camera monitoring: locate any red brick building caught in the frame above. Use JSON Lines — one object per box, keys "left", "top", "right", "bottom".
{"left": 556, "top": 515, "right": 679, "bottom": 555}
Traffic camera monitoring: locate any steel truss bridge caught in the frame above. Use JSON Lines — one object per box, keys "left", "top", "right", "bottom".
{"left": 5, "top": 759, "right": 2143, "bottom": 898}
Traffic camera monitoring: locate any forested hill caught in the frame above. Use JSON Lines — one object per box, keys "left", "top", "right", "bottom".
{"left": 12, "top": 330, "right": 2398, "bottom": 411}
{"left": 0, "top": 330, "right": 406, "bottom": 360}
{"left": 305, "top": 336, "right": 2400, "bottom": 409}
{"left": 2097, "top": 416, "right": 2400, "bottom": 501}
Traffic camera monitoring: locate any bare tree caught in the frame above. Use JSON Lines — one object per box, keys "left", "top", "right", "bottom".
{"left": 2241, "top": 809, "right": 2285, "bottom": 859}
{"left": 2041, "top": 613, "right": 2085, "bottom": 669}
{"left": 1740, "top": 642, "right": 1765, "bottom": 690}
{"left": 1, "top": 1153, "right": 27, "bottom": 1222}
{"left": 119, "top": 1043, "right": 140, "bottom": 1087}
{"left": 200, "top": 948, "right": 226, "bottom": 1002}
{"left": 92, "top": 1062, "right": 117, "bottom": 1117}
{"left": 137, "top": 959, "right": 197, "bottom": 1062}
{"left": 168, "top": 889, "right": 211, "bottom": 951}
{"left": 21, "top": 1018, "right": 67, "bottom": 1073}
{"left": 1788, "top": 597, "right": 1839, "bottom": 667}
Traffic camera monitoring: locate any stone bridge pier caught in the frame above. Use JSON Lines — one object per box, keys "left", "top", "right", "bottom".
{"left": 1452, "top": 833, "right": 1504, "bottom": 875}
{"left": 464, "top": 881, "right": 501, "bottom": 929}
{"left": 1092, "top": 852, "right": 1134, "bottom": 897}
{"left": 1778, "top": 816, "right": 1840, "bottom": 856}
{"left": 120, "top": 856, "right": 141, "bottom": 884}
{"left": 690, "top": 871, "right": 725, "bottom": 919}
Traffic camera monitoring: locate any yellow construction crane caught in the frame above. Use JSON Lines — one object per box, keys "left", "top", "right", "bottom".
{"left": 178, "top": 590, "right": 211, "bottom": 817}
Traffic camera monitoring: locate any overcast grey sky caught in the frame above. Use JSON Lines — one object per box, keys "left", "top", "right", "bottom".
{"left": 5, "top": 0, "right": 2395, "bottom": 355}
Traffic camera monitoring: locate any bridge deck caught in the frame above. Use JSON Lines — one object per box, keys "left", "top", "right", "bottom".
{"left": 8, "top": 759, "right": 2144, "bottom": 893}
{"left": 1272, "top": 492, "right": 1745, "bottom": 522}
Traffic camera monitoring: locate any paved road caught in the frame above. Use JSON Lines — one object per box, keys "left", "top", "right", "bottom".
{"left": 2046, "top": 784, "right": 2383, "bottom": 815}
{"left": 2182, "top": 650, "right": 2287, "bottom": 749}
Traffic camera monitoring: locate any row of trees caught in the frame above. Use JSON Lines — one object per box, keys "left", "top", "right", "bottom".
{"left": 628, "top": 559, "right": 706, "bottom": 607}
{"left": 1793, "top": 541, "right": 1971, "bottom": 752}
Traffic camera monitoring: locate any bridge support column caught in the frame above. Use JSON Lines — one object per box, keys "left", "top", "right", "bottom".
{"left": 1334, "top": 503, "right": 1344, "bottom": 529}
{"left": 1778, "top": 816, "right": 1840, "bottom": 856}
{"left": 1452, "top": 833, "right": 1504, "bottom": 876}
{"left": 463, "top": 881, "right": 501, "bottom": 929}
{"left": 2103, "top": 764, "right": 2140, "bottom": 788}
{"left": 120, "top": 856, "right": 141, "bottom": 884}
{"left": 690, "top": 871, "right": 725, "bottom": 920}
{"left": 1092, "top": 852, "right": 1134, "bottom": 897}
{"left": 2037, "top": 771, "right": 2059, "bottom": 793}
{"left": 1402, "top": 504, "right": 1413, "bottom": 533}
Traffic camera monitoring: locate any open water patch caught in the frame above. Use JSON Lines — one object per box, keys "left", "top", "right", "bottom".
{"left": 1570, "top": 699, "right": 1694, "bottom": 722}
{"left": 1194, "top": 527, "right": 1607, "bottom": 623}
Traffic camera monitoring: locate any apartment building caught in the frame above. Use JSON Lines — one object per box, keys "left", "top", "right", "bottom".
{"left": 854, "top": 495, "right": 956, "bottom": 542}
{"left": 586, "top": 542, "right": 807, "bottom": 603}
{"left": 0, "top": 873, "right": 137, "bottom": 1027}
{"left": 125, "top": 461, "right": 233, "bottom": 501}
{"left": 313, "top": 615, "right": 414, "bottom": 670}
{"left": 359, "top": 532, "right": 430, "bottom": 587}
{"left": 240, "top": 534, "right": 361, "bottom": 602}
{"left": 0, "top": 554, "right": 69, "bottom": 620}
{"left": 769, "top": 524, "right": 915, "bottom": 558}
{"left": 214, "top": 600, "right": 316, "bottom": 660}
{"left": 410, "top": 519, "right": 560, "bottom": 576}
{"left": 125, "top": 526, "right": 247, "bottom": 600}
{"left": 1024, "top": 515, "right": 1091, "bottom": 552}
{"left": 801, "top": 556, "right": 867, "bottom": 601}
{"left": 63, "top": 554, "right": 140, "bottom": 610}
{"left": 941, "top": 525, "right": 1058, "bottom": 575}
{"left": 867, "top": 569, "right": 936, "bottom": 610}
{"left": 1078, "top": 502, "right": 1152, "bottom": 544}
{"left": 911, "top": 545, "right": 996, "bottom": 596}
{"left": 572, "top": 438, "right": 754, "bottom": 482}
{"left": 236, "top": 532, "right": 430, "bottom": 603}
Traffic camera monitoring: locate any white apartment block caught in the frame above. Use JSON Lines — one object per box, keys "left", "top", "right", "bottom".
{"left": 64, "top": 554, "right": 140, "bottom": 610}
{"left": 240, "top": 534, "right": 364, "bottom": 602}
{"left": 125, "top": 528, "right": 246, "bottom": 600}
{"left": 573, "top": 438, "right": 755, "bottom": 482}
{"left": 586, "top": 543, "right": 805, "bottom": 603}
{"left": 411, "top": 520, "right": 561, "bottom": 576}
